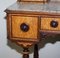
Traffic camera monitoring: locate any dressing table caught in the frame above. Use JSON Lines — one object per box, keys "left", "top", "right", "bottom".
{"left": 5, "top": 0, "right": 60, "bottom": 58}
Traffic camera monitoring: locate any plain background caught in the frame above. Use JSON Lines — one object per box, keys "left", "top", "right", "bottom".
{"left": 0, "top": 0, "right": 60, "bottom": 58}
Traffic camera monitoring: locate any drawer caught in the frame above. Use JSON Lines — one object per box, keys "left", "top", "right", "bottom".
{"left": 41, "top": 17, "right": 60, "bottom": 31}
{"left": 11, "top": 15, "right": 39, "bottom": 40}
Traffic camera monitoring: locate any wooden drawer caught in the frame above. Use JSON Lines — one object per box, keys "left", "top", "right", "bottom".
{"left": 10, "top": 15, "right": 39, "bottom": 41}
{"left": 41, "top": 17, "right": 60, "bottom": 31}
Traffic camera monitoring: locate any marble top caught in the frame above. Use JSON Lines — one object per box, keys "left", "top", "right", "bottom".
{"left": 6, "top": 2, "right": 60, "bottom": 13}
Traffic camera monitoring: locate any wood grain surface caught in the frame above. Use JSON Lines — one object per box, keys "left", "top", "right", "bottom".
{"left": 41, "top": 17, "right": 60, "bottom": 31}
{"left": 11, "top": 15, "right": 38, "bottom": 39}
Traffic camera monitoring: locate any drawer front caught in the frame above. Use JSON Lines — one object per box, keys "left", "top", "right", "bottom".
{"left": 11, "top": 15, "right": 38, "bottom": 39}
{"left": 41, "top": 17, "right": 60, "bottom": 31}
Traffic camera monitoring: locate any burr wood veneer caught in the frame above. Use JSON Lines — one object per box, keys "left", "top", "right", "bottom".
{"left": 41, "top": 17, "right": 60, "bottom": 31}
{"left": 11, "top": 15, "right": 39, "bottom": 39}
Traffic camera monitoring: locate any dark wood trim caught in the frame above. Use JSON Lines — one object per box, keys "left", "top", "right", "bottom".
{"left": 17, "top": 0, "right": 48, "bottom": 3}
{"left": 38, "top": 16, "right": 41, "bottom": 41}
{"left": 9, "top": 38, "right": 39, "bottom": 42}
{"left": 34, "top": 44, "right": 39, "bottom": 58}
{"left": 40, "top": 29, "right": 60, "bottom": 31}
{"left": 40, "top": 30, "right": 60, "bottom": 34}
{"left": 5, "top": 9, "right": 60, "bottom": 17}
{"left": 23, "top": 48, "right": 29, "bottom": 58}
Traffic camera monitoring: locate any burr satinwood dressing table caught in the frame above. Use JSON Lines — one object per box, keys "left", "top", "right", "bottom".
{"left": 5, "top": 0, "right": 60, "bottom": 58}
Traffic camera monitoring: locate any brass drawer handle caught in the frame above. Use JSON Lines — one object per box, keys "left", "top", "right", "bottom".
{"left": 20, "top": 23, "right": 29, "bottom": 32}
{"left": 50, "top": 20, "right": 58, "bottom": 28}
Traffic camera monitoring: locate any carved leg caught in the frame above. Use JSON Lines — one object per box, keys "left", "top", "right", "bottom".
{"left": 34, "top": 44, "right": 39, "bottom": 58}
{"left": 23, "top": 48, "right": 29, "bottom": 58}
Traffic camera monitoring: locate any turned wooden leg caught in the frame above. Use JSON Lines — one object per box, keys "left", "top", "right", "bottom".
{"left": 34, "top": 44, "right": 39, "bottom": 58}
{"left": 23, "top": 48, "right": 29, "bottom": 58}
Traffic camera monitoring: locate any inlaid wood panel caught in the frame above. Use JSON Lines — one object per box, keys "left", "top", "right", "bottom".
{"left": 41, "top": 17, "right": 60, "bottom": 31}
{"left": 11, "top": 15, "right": 38, "bottom": 39}
{"left": 16, "top": 41, "right": 33, "bottom": 47}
